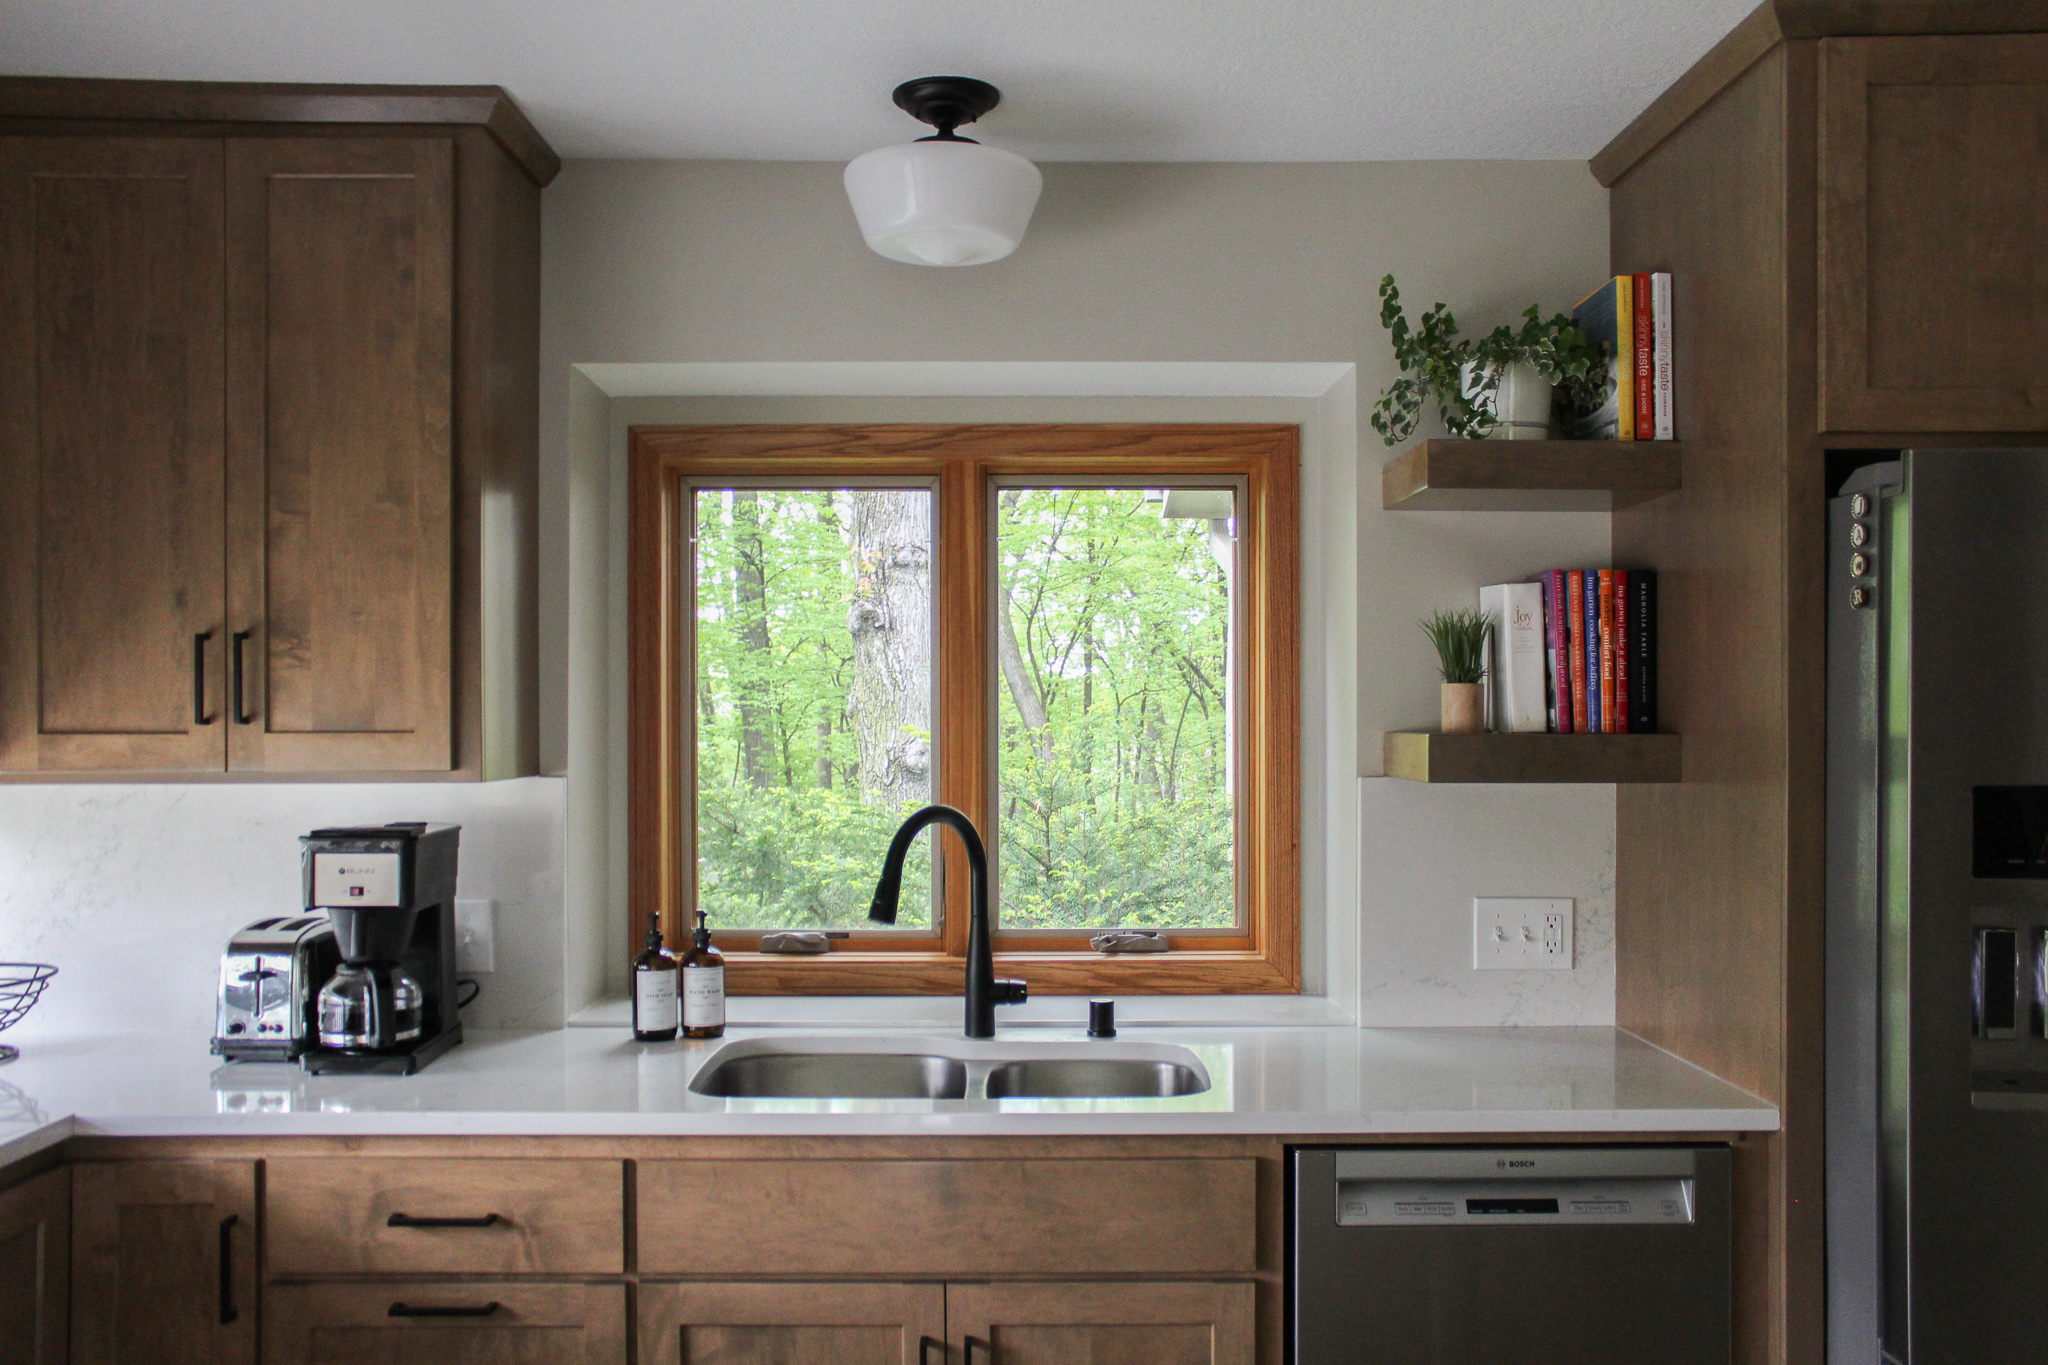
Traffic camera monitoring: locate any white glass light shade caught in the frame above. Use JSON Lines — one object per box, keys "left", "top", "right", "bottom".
{"left": 843, "top": 139, "right": 1043, "bottom": 267}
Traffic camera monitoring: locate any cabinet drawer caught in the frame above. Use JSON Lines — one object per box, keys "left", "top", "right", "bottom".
{"left": 637, "top": 1158, "right": 1257, "bottom": 1276}
{"left": 267, "top": 1158, "right": 622, "bottom": 1274}
{"left": 266, "top": 1281, "right": 625, "bottom": 1364}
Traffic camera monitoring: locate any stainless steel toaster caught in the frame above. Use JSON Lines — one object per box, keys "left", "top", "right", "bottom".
{"left": 211, "top": 915, "right": 339, "bottom": 1062}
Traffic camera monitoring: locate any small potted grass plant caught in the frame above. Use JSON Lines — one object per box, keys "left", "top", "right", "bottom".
{"left": 1420, "top": 608, "right": 1492, "bottom": 734}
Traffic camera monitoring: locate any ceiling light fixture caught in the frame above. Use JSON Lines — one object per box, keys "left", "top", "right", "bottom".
{"left": 843, "top": 76, "right": 1042, "bottom": 268}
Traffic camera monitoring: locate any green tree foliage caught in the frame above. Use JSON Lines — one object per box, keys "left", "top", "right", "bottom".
{"left": 995, "top": 489, "right": 1234, "bottom": 931}
{"left": 689, "top": 485, "right": 1236, "bottom": 935}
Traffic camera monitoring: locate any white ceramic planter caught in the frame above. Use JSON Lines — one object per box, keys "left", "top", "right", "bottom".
{"left": 1460, "top": 360, "right": 1554, "bottom": 441}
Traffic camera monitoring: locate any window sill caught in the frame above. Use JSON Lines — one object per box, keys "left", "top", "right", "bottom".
{"left": 569, "top": 993, "right": 1357, "bottom": 1030}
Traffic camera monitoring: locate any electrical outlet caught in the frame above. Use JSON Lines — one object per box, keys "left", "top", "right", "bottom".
{"left": 455, "top": 898, "right": 497, "bottom": 973}
{"left": 1473, "top": 897, "right": 1573, "bottom": 970}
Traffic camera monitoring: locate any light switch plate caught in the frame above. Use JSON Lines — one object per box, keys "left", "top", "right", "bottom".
{"left": 1473, "top": 897, "right": 1573, "bottom": 970}
{"left": 455, "top": 898, "right": 497, "bottom": 973}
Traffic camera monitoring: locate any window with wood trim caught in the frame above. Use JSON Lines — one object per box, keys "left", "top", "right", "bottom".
{"left": 629, "top": 425, "right": 1299, "bottom": 995}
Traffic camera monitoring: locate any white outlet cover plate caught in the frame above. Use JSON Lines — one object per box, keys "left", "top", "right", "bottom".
{"left": 455, "top": 898, "right": 497, "bottom": 974}
{"left": 1473, "top": 897, "right": 1574, "bottom": 970}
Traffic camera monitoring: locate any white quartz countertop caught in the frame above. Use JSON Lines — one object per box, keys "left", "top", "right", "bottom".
{"left": 0, "top": 1022, "right": 1775, "bottom": 1165}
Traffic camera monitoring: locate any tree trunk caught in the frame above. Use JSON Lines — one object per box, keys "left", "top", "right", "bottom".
{"left": 731, "top": 491, "right": 777, "bottom": 790}
{"left": 995, "top": 490, "right": 1051, "bottom": 757}
{"left": 847, "top": 490, "right": 931, "bottom": 808}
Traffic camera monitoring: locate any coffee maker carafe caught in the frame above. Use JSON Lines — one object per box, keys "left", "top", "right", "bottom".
{"left": 302, "top": 822, "right": 463, "bottom": 1075}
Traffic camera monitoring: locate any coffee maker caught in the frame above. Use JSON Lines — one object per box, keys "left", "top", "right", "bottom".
{"left": 301, "top": 822, "right": 464, "bottom": 1076}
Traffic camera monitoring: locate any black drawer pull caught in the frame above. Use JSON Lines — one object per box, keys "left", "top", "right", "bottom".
{"left": 389, "top": 1302, "right": 500, "bottom": 1319}
{"left": 193, "top": 631, "right": 213, "bottom": 725}
{"left": 965, "top": 1337, "right": 986, "bottom": 1363}
{"left": 920, "top": 1337, "right": 939, "bottom": 1364}
{"left": 230, "top": 630, "right": 251, "bottom": 724}
{"left": 217, "top": 1214, "right": 238, "bottom": 1325}
{"left": 387, "top": 1211, "right": 501, "bottom": 1229}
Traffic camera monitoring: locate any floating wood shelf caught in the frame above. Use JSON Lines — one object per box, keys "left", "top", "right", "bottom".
{"left": 1383, "top": 731, "right": 1682, "bottom": 784}
{"left": 1381, "top": 439, "right": 1684, "bottom": 511}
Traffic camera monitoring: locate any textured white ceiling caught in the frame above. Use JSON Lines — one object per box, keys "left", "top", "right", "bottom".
{"left": 3, "top": 0, "right": 1753, "bottom": 161}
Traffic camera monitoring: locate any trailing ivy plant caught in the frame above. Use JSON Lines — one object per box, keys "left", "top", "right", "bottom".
{"left": 1369, "top": 275, "right": 1610, "bottom": 446}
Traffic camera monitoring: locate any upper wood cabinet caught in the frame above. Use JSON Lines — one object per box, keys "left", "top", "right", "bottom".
{"left": 223, "top": 137, "right": 455, "bottom": 773}
{"left": 0, "top": 79, "right": 553, "bottom": 779}
{"left": 1819, "top": 35, "right": 2048, "bottom": 433}
{"left": 0, "top": 136, "right": 227, "bottom": 773}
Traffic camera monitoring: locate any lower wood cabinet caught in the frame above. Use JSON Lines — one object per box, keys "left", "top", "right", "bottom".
{"left": 71, "top": 1159, "right": 258, "bottom": 1365}
{"left": 640, "top": 1281, "right": 944, "bottom": 1364}
{"left": 951, "top": 1281, "right": 1255, "bottom": 1365}
{"left": 266, "top": 1282, "right": 626, "bottom": 1364}
{"left": 266, "top": 1156, "right": 624, "bottom": 1275}
{"left": 0, "top": 1166, "right": 69, "bottom": 1365}
{"left": 45, "top": 1141, "right": 1277, "bottom": 1364}
{"left": 638, "top": 1280, "right": 1252, "bottom": 1365}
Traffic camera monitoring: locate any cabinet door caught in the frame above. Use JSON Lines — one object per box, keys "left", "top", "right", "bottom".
{"left": 948, "top": 1282, "right": 1254, "bottom": 1365}
{"left": 71, "top": 1159, "right": 257, "bottom": 1365}
{"left": 0, "top": 1166, "right": 70, "bottom": 1365}
{"left": 639, "top": 1282, "right": 943, "bottom": 1364}
{"left": 224, "top": 137, "right": 454, "bottom": 772}
{"left": 1819, "top": 35, "right": 2048, "bottom": 433}
{"left": 0, "top": 136, "right": 227, "bottom": 772}
{"left": 267, "top": 1282, "right": 624, "bottom": 1364}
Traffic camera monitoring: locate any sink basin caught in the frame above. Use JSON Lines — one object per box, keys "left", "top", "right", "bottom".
{"left": 687, "top": 1035, "right": 1213, "bottom": 1101}
{"left": 982, "top": 1058, "right": 1208, "bottom": 1099}
{"left": 688, "top": 1051, "right": 968, "bottom": 1099}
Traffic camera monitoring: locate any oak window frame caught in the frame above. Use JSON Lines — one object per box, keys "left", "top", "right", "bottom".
{"left": 628, "top": 424, "right": 1301, "bottom": 995}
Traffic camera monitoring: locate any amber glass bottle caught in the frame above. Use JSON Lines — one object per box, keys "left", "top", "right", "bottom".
{"left": 631, "top": 910, "right": 679, "bottom": 1042}
{"left": 681, "top": 909, "right": 726, "bottom": 1039}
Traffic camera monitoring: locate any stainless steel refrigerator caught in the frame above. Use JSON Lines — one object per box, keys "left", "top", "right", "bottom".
{"left": 1828, "top": 449, "right": 2048, "bottom": 1365}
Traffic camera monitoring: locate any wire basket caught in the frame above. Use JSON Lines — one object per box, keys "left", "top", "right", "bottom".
{"left": 0, "top": 964, "right": 55, "bottom": 1063}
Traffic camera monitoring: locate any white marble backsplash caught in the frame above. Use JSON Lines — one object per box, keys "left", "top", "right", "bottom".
{"left": 0, "top": 770, "right": 1613, "bottom": 1044}
{"left": 0, "top": 778, "right": 566, "bottom": 1041}
{"left": 1355, "top": 779, "right": 1616, "bottom": 1027}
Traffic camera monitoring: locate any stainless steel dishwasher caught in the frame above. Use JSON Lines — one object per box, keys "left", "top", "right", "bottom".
{"left": 1291, "top": 1145, "right": 1731, "bottom": 1365}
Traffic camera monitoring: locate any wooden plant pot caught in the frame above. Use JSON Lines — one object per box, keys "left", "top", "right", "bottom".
{"left": 1440, "top": 683, "right": 1484, "bottom": 734}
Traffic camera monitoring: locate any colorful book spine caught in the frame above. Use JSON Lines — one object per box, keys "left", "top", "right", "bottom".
{"left": 1633, "top": 273, "right": 1654, "bottom": 440}
{"left": 1611, "top": 569, "right": 1630, "bottom": 734}
{"left": 1566, "top": 571, "right": 1589, "bottom": 734}
{"left": 1580, "top": 570, "right": 1602, "bottom": 733}
{"left": 1597, "top": 570, "right": 1617, "bottom": 731}
{"left": 1651, "top": 272, "right": 1674, "bottom": 440}
{"left": 1629, "top": 570, "right": 1658, "bottom": 733}
{"left": 1615, "top": 275, "right": 1634, "bottom": 442}
{"left": 1543, "top": 570, "right": 1573, "bottom": 733}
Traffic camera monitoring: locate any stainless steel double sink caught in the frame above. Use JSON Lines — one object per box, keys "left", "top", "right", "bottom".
{"left": 688, "top": 1034, "right": 1211, "bottom": 1101}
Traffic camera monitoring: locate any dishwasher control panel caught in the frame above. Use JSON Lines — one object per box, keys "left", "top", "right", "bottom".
{"left": 1336, "top": 1176, "right": 1694, "bottom": 1226}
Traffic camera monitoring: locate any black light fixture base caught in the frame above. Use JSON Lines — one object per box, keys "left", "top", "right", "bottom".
{"left": 892, "top": 76, "right": 1001, "bottom": 141}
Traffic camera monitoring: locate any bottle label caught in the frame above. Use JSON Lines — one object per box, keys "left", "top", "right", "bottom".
{"left": 634, "top": 968, "right": 679, "bottom": 1034}
{"left": 684, "top": 965, "right": 726, "bottom": 1029}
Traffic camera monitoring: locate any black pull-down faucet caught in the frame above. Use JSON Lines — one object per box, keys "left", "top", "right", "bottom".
{"left": 867, "top": 804, "right": 1027, "bottom": 1039}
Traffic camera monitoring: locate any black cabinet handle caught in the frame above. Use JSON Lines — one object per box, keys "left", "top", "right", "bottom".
{"left": 388, "top": 1302, "right": 500, "bottom": 1319}
{"left": 965, "top": 1337, "right": 986, "bottom": 1363}
{"left": 230, "top": 630, "right": 251, "bottom": 724}
{"left": 193, "top": 632, "right": 213, "bottom": 725}
{"left": 217, "top": 1214, "right": 239, "bottom": 1325}
{"left": 386, "top": 1211, "right": 501, "bottom": 1229}
{"left": 920, "top": 1337, "right": 940, "bottom": 1364}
